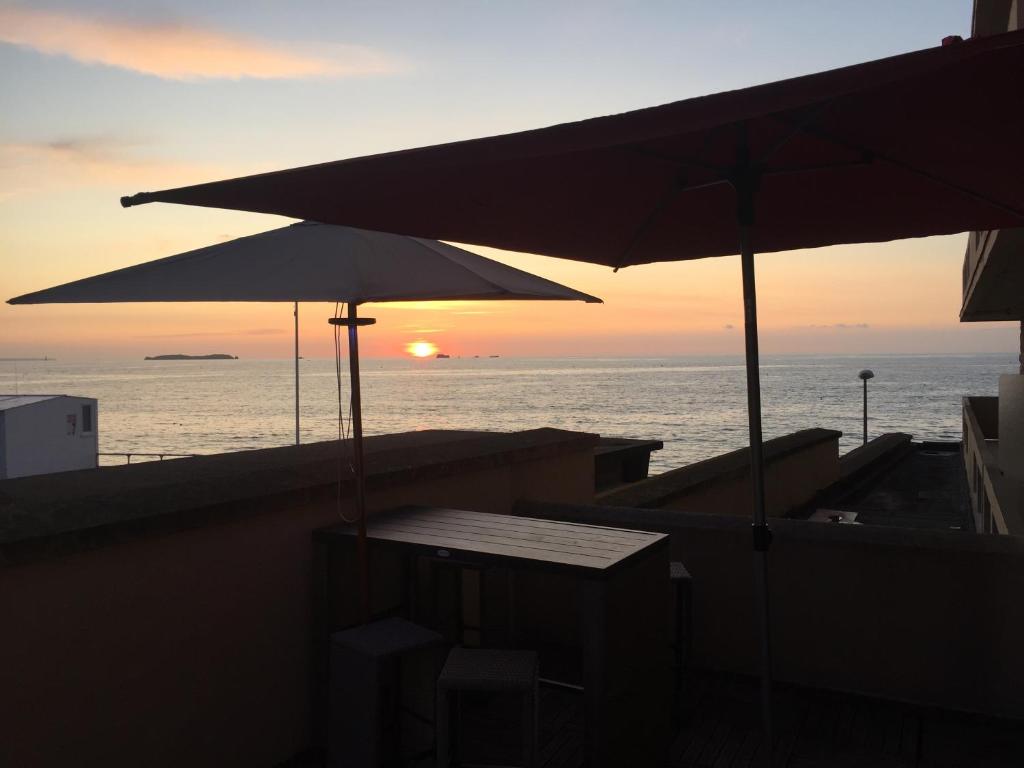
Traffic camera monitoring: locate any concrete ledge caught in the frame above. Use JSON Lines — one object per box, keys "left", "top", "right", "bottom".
{"left": 0, "top": 428, "right": 598, "bottom": 566}
{"left": 593, "top": 436, "right": 663, "bottom": 491}
{"left": 597, "top": 428, "right": 840, "bottom": 510}
{"left": 839, "top": 433, "right": 913, "bottom": 481}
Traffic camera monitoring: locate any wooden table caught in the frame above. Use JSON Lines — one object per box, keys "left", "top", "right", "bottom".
{"left": 314, "top": 506, "right": 671, "bottom": 767}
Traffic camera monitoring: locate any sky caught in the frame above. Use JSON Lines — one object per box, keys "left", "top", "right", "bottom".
{"left": 0, "top": 0, "right": 1017, "bottom": 359}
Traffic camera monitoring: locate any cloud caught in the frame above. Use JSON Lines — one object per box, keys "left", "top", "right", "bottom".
{"left": 807, "top": 323, "right": 871, "bottom": 329}
{"left": 399, "top": 326, "right": 448, "bottom": 333}
{"left": 0, "top": 136, "right": 227, "bottom": 200}
{"left": 136, "top": 328, "right": 286, "bottom": 338}
{"left": 0, "top": 5, "right": 402, "bottom": 80}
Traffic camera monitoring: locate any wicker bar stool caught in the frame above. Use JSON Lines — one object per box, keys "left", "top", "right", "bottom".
{"left": 329, "top": 617, "right": 445, "bottom": 768}
{"left": 436, "top": 647, "right": 539, "bottom": 768}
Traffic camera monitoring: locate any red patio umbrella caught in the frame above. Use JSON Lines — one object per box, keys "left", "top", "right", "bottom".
{"left": 121, "top": 28, "right": 1024, "bottom": 750}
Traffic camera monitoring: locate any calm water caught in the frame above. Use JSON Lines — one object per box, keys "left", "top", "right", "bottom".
{"left": 0, "top": 354, "right": 1015, "bottom": 472}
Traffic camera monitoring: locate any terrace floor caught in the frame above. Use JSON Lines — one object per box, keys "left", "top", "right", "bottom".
{"left": 669, "top": 670, "right": 1024, "bottom": 768}
{"left": 819, "top": 442, "right": 972, "bottom": 531}
{"left": 506, "top": 669, "right": 1024, "bottom": 768}
{"left": 289, "top": 667, "right": 1024, "bottom": 768}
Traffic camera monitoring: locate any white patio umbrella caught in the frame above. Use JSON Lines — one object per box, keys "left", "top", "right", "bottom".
{"left": 8, "top": 220, "right": 601, "bottom": 620}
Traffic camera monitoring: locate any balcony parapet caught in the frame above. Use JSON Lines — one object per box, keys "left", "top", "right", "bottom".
{"left": 0, "top": 428, "right": 598, "bottom": 567}
{"left": 596, "top": 428, "right": 840, "bottom": 516}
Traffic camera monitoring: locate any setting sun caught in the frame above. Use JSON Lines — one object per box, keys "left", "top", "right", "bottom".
{"left": 406, "top": 341, "right": 439, "bottom": 358}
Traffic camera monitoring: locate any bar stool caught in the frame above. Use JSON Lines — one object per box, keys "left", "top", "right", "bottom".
{"left": 436, "top": 647, "right": 539, "bottom": 768}
{"left": 329, "top": 617, "right": 445, "bottom": 768}
{"left": 670, "top": 560, "right": 692, "bottom": 696}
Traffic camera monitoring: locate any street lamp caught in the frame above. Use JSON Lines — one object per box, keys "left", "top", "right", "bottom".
{"left": 858, "top": 369, "right": 875, "bottom": 444}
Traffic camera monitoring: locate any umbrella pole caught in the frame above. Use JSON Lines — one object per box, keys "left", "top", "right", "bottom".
{"left": 294, "top": 301, "right": 300, "bottom": 446}
{"left": 736, "top": 173, "right": 775, "bottom": 760}
{"left": 347, "top": 303, "right": 371, "bottom": 624}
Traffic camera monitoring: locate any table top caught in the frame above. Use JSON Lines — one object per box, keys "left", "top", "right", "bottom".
{"left": 317, "top": 506, "right": 667, "bottom": 575}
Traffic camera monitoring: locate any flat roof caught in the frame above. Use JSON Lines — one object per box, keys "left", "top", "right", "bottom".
{"left": 817, "top": 442, "right": 970, "bottom": 530}
{"left": 0, "top": 395, "right": 69, "bottom": 411}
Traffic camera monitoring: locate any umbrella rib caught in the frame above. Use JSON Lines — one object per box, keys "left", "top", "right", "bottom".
{"left": 615, "top": 125, "right": 734, "bottom": 270}
{"left": 612, "top": 175, "right": 733, "bottom": 271}
{"left": 776, "top": 118, "right": 1024, "bottom": 223}
{"left": 755, "top": 98, "right": 839, "bottom": 166}
{"left": 761, "top": 157, "right": 874, "bottom": 177}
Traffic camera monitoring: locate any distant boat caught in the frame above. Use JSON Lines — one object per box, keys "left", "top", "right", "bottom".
{"left": 145, "top": 354, "right": 238, "bottom": 360}
{"left": 436, "top": 353, "right": 450, "bottom": 359}
{"left": 489, "top": 355, "right": 500, "bottom": 358}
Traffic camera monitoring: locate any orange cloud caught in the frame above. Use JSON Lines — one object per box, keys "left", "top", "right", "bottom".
{"left": 0, "top": 137, "right": 230, "bottom": 200}
{"left": 0, "top": 5, "right": 402, "bottom": 80}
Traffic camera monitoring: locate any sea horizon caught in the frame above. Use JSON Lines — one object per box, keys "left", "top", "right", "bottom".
{"left": 2, "top": 352, "right": 1015, "bottom": 472}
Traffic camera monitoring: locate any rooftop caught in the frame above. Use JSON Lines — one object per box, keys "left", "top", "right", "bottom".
{"left": 0, "top": 394, "right": 71, "bottom": 411}
{"left": 812, "top": 441, "right": 971, "bottom": 530}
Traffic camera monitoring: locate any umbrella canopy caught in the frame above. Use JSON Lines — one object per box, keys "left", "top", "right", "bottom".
{"left": 122, "top": 31, "right": 1024, "bottom": 265}
{"left": 8, "top": 221, "right": 602, "bottom": 305}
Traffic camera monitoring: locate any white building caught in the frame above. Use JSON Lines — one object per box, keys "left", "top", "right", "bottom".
{"left": 0, "top": 395, "right": 98, "bottom": 479}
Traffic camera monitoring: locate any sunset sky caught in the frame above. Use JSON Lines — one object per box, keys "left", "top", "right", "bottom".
{"left": 1, "top": 0, "right": 1016, "bottom": 359}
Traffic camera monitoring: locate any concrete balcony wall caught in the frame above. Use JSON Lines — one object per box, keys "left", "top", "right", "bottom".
{"left": 0, "top": 429, "right": 596, "bottom": 768}
{"left": 517, "top": 500, "right": 1024, "bottom": 721}
{"left": 597, "top": 428, "right": 840, "bottom": 517}
{"left": 999, "top": 374, "right": 1024, "bottom": 483}
{"left": 964, "top": 396, "right": 1024, "bottom": 535}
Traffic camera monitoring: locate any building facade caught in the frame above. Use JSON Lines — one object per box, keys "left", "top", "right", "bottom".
{"left": 961, "top": 0, "right": 1024, "bottom": 533}
{"left": 0, "top": 395, "right": 98, "bottom": 479}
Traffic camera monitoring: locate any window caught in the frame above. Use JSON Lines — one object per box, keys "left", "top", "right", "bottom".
{"left": 81, "top": 404, "right": 94, "bottom": 435}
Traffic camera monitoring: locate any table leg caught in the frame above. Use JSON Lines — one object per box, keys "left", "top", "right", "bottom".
{"left": 404, "top": 553, "right": 417, "bottom": 622}
{"left": 581, "top": 577, "right": 609, "bottom": 768}
{"left": 312, "top": 535, "right": 330, "bottom": 757}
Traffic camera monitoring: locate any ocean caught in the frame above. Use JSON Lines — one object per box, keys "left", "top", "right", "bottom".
{"left": 1, "top": 354, "right": 1016, "bottom": 472}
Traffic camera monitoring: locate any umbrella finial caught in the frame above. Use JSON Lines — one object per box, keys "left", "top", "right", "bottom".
{"left": 120, "top": 193, "right": 150, "bottom": 208}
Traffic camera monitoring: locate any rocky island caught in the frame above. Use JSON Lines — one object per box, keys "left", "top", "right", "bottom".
{"left": 145, "top": 354, "right": 238, "bottom": 360}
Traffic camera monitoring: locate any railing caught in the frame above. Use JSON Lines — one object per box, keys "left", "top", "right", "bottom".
{"left": 97, "top": 452, "right": 198, "bottom": 465}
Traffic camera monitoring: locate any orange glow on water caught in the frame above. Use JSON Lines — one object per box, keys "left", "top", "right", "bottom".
{"left": 406, "top": 340, "right": 438, "bottom": 358}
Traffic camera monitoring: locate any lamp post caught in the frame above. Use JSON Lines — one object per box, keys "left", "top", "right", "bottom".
{"left": 858, "top": 369, "right": 875, "bottom": 445}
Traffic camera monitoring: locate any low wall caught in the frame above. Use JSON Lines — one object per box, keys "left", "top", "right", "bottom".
{"left": 516, "top": 500, "right": 1024, "bottom": 720}
{"left": 0, "top": 429, "right": 597, "bottom": 768}
{"left": 838, "top": 433, "right": 912, "bottom": 481}
{"left": 598, "top": 428, "right": 840, "bottom": 517}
